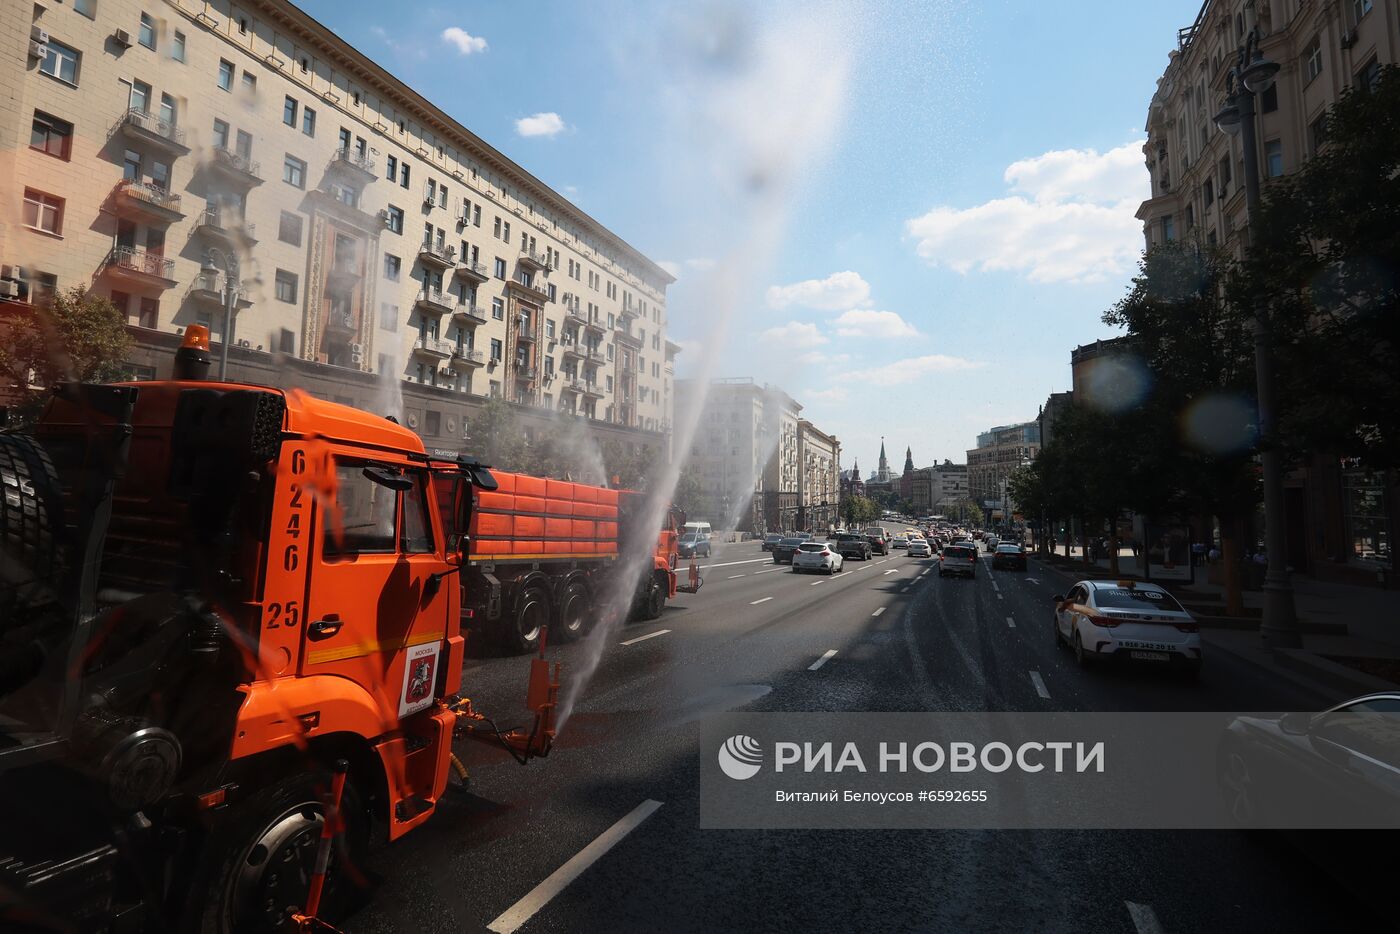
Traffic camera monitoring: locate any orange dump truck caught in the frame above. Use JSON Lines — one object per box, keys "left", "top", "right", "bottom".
{"left": 458, "top": 469, "right": 682, "bottom": 652}
{"left": 0, "top": 332, "right": 562, "bottom": 932}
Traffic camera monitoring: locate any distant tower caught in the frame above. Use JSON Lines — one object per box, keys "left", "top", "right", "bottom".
{"left": 877, "top": 439, "right": 889, "bottom": 482}
{"left": 903, "top": 446, "right": 915, "bottom": 477}
{"left": 851, "top": 457, "right": 860, "bottom": 479}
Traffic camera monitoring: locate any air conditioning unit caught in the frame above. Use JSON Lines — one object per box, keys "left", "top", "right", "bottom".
{"left": 0, "top": 280, "right": 20, "bottom": 300}
{"left": 350, "top": 351, "right": 364, "bottom": 366}
{"left": 445, "top": 417, "right": 457, "bottom": 434}
{"left": 237, "top": 338, "right": 251, "bottom": 347}
{"left": 1341, "top": 29, "right": 1357, "bottom": 49}
{"left": 112, "top": 28, "right": 133, "bottom": 48}
{"left": 349, "top": 342, "right": 364, "bottom": 354}
{"left": 27, "top": 40, "right": 48, "bottom": 59}
{"left": 376, "top": 209, "right": 390, "bottom": 227}
{"left": 31, "top": 26, "right": 49, "bottom": 44}
{"left": 406, "top": 413, "right": 419, "bottom": 429}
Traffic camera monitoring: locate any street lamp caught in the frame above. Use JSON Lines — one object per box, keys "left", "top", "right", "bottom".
{"left": 200, "top": 248, "right": 241, "bottom": 381}
{"left": 1215, "top": 28, "right": 1300, "bottom": 648}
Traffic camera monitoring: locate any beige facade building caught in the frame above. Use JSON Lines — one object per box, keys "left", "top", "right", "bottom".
{"left": 1137, "top": 0, "right": 1398, "bottom": 252}
{"left": 796, "top": 420, "right": 840, "bottom": 531}
{"left": 967, "top": 422, "right": 1040, "bottom": 519}
{"left": 2, "top": 0, "right": 673, "bottom": 459}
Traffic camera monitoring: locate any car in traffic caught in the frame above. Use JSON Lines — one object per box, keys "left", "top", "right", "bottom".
{"left": 939, "top": 544, "right": 978, "bottom": 578}
{"left": 771, "top": 536, "right": 807, "bottom": 564}
{"left": 792, "top": 541, "right": 845, "bottom": 575}
{"left": 908, "top": 538, "right": 932, "bottom": 558}
{"left": 865, "top": 531, "right": 889, "bottom": 555}
{"left": 761, "top": 533, "right": 784, "bottom": 552}
{"left": 834, "top": 532, "right": 873, "bottom": 560}
{"left": 677, "top": 532, "right": 712, "bottom": 558}
{"left": 992, "top": 542, "right": 1027, "bottom": 570}
{"left": 892, "top": 535, "right": 909, "bottom": 549}
{"left": 1052, "top": 580, "right": 1202, "bottom": 678}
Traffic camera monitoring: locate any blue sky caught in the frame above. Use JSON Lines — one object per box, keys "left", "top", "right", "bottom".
{"left": 299, "top": 0, "right": 1202, "bottom": 473}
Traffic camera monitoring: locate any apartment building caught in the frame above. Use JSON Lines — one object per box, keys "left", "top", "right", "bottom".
{"left": 1136, "top": 0, "right": 1398, "bottom": 252}
{"left": 795, "top": 420, "right": 840, "bottom": 532}
{"left": 967, "top": 422, "right": 1040, "bottom": 514}
{"left": 2, "top": 0, "right": 674, "bottom": 455}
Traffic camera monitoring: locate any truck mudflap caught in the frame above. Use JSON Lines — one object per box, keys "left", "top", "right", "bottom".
{"left": 448, "top": 626, "right": 561, "bottom": 763}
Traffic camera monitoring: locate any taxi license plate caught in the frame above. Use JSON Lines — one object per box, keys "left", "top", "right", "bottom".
{"left": 1129, "top": 650, "right": 1170, "bottom": 662}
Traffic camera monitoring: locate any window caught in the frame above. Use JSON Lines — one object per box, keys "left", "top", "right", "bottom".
{"left": 241, "top": 72, "right": 256, "bottom": 93}
{"left": 384, "top": 254, "right": 402, "bottom": 280}
{"left": 283, "top": 154, "right": 306, "bottom": 188}
{"left": 386, "top": 154, "right": 398, "bottom": 180}
{"left": 490, "top": 380, "right": 501, "bottom": 398}
{"left": 278, "top": 211, "right": 303, "bottom": 246}
{"left": 386, "top": 205, "right": 404, "bottom": 234}
{"left": 279, "top": 328, "right": 295, "bottom": 354}
{"left": 74, "top": 0, "right": 96, "bottom": 17}
{"left": 548, "top": 284, "right": 557, "bottom": 303}
{"left": 1304, "top": 36, "right": 1322, "bottom": 83}
{"left": 426, "top": 178, "right": 437, "bottom": 204}
{"left": 236, "top": 129, "right": 252, "bottom": 158}
{"left": 1357, "top": 57, "right": 1380, "bottom": 93}
{"left": 503, "top": 221, "right": 510, "bottom": 242}
{"left": 275, "top": 270, "right": 298, "bottom": 303}
{"left": 129, "top": 81, "right": 151, "bottom": 113}
{"left": 159, "top": 93, "right": 176, "bottom": 126}
{"left": 1264, "top": 140, "right": 1284, "bottom": 178}
{"left": 1159, "top": 214, "right": 1174, "bottom": 242}
{"left": 122, "top": 149, "right": 142, "bottom": 180}
{"left": 110, "top": 291, "right": 132, "bottom": 320}
{"left": 1354, "top": 0, "right": 1374, "bottom": 17}
{"left": 323, "top": 462, "right": 398, "bottom": 556}
{"left": 380, "top": 303, "right": 399, "bottom": 330}
{"left": 1260, "top": 84, "right": 1277, "bottom": 114}
{"left": 23, "top": 189, "right": 64, "bottom": 235}
{"left": 1202, "top": 177, "right": 1214, "bottom": 205}
{"left": 172, "top": 30, "right": 185, "bottom": 62}
{"left": 138, "top": 12, "right": 156, "bottom": 49}
{"left": 283, "top": 96, "right": 298, "bottom": 127}
{"left": 218, "top": 59, "right": 234, "bottom": 90}
{"left": 491, "top": 298, "right": 504, "bottom": 320}
{"left": 137, "top": 297, "right": 158, "bottom": 329}
{"left": 302, "top": 107, "right": 316, "bottom": 137}
{"left": 494, "top": 258, "right": 506, "bottom": 279}
{"left": 1309, "top": 114, "right": 1329, "bottom": 154}
{"left": 352, "top": 90, "right": 361, "bottom": 106}
{"left": 545, "top": 319, "right": 556, "bottom": 339}
{"left": 30, "top": 112, "right": 72, "bottom": 160}
{"left": 490, "top": 339, "right": 503, "bottom": 362}
{"left": 400, "top": 163, "right": 410, "bottom": 189}
{"left": 473, "top": 204, "right": 481, "bottom": 226}
{"left": 1219, "top": 156, "right": 1232, "bottom": 195}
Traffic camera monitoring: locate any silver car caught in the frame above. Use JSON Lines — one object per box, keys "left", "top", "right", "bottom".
{"left": 792, "top": 541, "right": 845, "bottom": 575}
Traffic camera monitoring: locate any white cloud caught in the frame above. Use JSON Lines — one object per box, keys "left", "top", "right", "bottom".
{"left": 516, "top": 112, "right": 568, "bottom": 138}
{"left": 832, "top": 309, "right": 919, "bottom": 339}
{"left": 760, "top": 321, "right": 827, "bottom": 348}
{"left": 840, "top": 354, "right": 982, "bottom": 386}
{"left": 807, "top": 386, "right": 849, "bottom": 402}
{"left": 657, "top": 257, "right": 717, "bottom": 280}
{"left": 796, "top": 351, "right": 851, "bottom": 365}
{"left": 441, "top": 27, "right": 488, "bottom": 55}
{"left": 905, "top": 141, "right": 1148, "bottom": 284}
{"left": 658, "top": 260, "right": 682, "bottom": 278}
{"left": 766, "top": 271, "right": 872, "bottom": 310}
{"left": 686, "top": 257, "right": 716, "bottom": 271}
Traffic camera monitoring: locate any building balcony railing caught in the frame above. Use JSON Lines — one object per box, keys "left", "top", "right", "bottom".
{"left": 450, "top": 347, "right": 485, "bottom": 368}
{"left": 615, "top": 324, "right": 642, "bottom": 345}
{"left": 104, "top": 247, "right": 176, "bottom": 287}
{"left": 195, "top": 204, "right": 256, "bottom": 246}
{"left": 455, "top": 259, "right": 489, "bottom": 282}
{"left": 116, "top": 108, "right": 190, "bottom": 156}
{"left": 452, "top": 303, "right": 487, "bottom": 326}
{"left": 583, "top": 349, "right": 605, "bottom": 366}
{"left": 621, "top": 301, "right": 640, "bottom": 319}
{"left": 560, "top": 341, "right": 583, "bottom": 360}
{"left": 415, "top": 288, "right": 453, "bottom": 315}
{"left": 518, "top": 248, "right": 549, "bottom": 270}
{"left": 412, "top": 337, "right": 453, "bottom": 360}
{"left": 418, "top": 242, "right": 457, "bottom": 270}
{"left": 515, "top": 318, "right": 536, "bottom": 343}
{"left": 516, "top": 365, "right": 538, "bottom": 381}
{"left": 560, "top": 377, "right": 585, "bottom": 394}
{"left": 112, "top": 178, "right": 184, "bottom": 224}
{"left": 185, "top": 270, "right": 252, "bottom": 309}
{"left": 327, "top": 147, "right": 377, "bottom": 180}
{"left": 581, "top": 381, "right": 605, "bottom": 398}
{"left": 209, "top": 146, "right": 262, "bottom": 185}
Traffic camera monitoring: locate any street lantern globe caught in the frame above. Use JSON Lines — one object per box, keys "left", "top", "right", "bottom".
{"left": 1240, "top": 55, "right": 1280, "bottom": 94}
{"left": 1214, "top": 100, "right": 1242, "bottom": 136}
{"left": 199, "top": 251, "right": 220, "bottom": 280}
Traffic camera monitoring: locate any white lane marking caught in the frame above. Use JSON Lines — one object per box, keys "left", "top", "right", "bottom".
{"left": 996, "top": 593, "right": 1004, "bottom": 600}
{"left": 989, "top": 578, "right": 1000, "bottom": 592}
{"left": 872, "top": 607, "right": 886, "bottom": 617}
{"left": 1125, "top": 902, "right": 1165, "bottom": 934}
{"left": 750, "top": 597, "right": 773, "bottom": 605}
{"left": 487, "top": 800, "right": 664, "bottom": 934}
{"left": 1006, "top": 616, "right": 1016, "bottom": 628}
{"left": 727, "top": 574, "right": 745, "bottom": 580}
{"left": 754, "top": 567, "right": 784, "bottom": 574}
{"left": 696, "top": 557, "right": 771, "bottom": 570}
{"left": 1029, "top": 670, "right": 1050, "bottom": 699}
{"left": 883, "top": 569, "right": 899, "bottom": 575}
{"left": 1025, "top": 577, "right": 1041, "bottom": 584}
{"left": 808, "top": 649, "right": 838, "bottom": 671}
{"left": 901, "top": 585, "right": 911, "bottom": 593}
{"left": 619, "top": 629, "right": 671, "bottom": 646}
{"left": 809, "top": 579, "right": 827, "bottom": 586}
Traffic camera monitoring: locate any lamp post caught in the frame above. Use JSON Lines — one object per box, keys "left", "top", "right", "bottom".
{"left": 1214, "top": 29, "right": 1299, "bottom": 647}
{"left": 200, "top": 247, "right": 241, "bottom": 381}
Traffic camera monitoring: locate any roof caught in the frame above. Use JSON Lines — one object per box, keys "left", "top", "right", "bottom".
{"left": 282, "top": 389, "right": 425, "bottom": 453}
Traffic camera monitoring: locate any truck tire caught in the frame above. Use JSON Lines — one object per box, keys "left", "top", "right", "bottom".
{"left": 190, "top": 770, "right": 369, "bottom": 934}
{"left": 0, "top": 433, "right": 66, "bottom": 623}
{"left": 554, "top": 580, "right": 591, "bottom": 642}
{"left": 503, "top": 584, "right": 551, "bottom": 653}
{"left": 636, "top": 573, "right": 665, "bottom": 621}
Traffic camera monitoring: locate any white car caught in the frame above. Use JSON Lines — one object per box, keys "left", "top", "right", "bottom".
{"left": 792, "top": 541, "right": 845, "bottom": 574}
{"left": 908, "top": 538, "right": 931, "bottom": 558}
{"left": 1053, "top": 580, "right": 1202, "bottom": 679}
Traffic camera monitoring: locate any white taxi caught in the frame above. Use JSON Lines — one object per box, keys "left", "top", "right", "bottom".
{"left": 1052, "top": 580, "right": 1202, "bottom": 679}
{"left": 791, "top": 541, "right": 845, "bottom": 575}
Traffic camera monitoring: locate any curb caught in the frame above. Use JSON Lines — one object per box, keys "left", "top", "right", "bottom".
{"left": 1272, "top": 647, "right": 1399, "bottom": 696}
{"left": 1197, "top": 634, "right": 1339, "bottom": 705}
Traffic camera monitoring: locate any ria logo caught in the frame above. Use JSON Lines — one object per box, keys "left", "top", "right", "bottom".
{"left": 718, "top": 734, "right": 763, "bottom": 780}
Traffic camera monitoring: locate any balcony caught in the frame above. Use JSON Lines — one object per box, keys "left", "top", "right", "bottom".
{"left": 115, "top": 108, "right": 190, "bottom": 157}
{"left": 516, "top": 365, "right": 538, "bottom": 382}
{"left": 322, "top": 306, "right": 358, "bottom": 335}
{"left": 518, "top": 248, "right": 549, "bottom": 271}
{"left": 104, "top": 247, "right": 176, "bottom": 289}
{"left": 185, "top": 270, "right": 252, "bottom": 310}
{"left": 504, "top": 277, "right": 549, "bottom": 306}
{"left": 194, "top": 204, "right": 256, "bottom": 247}
{"left": 615, "top": 324, "right": 642, "bottom": 346}
{"left": 327, "top": 147, "right": 377, "bottom": 183}
{"left": 581, "top": 381, "right": 605, "bottom": 399}
{"left": 559, "top": 377, "right": 584, "bottom": 395}
{"left": 455, "top": 259, "right": 489, "bottom": 283}
{"left": 515, "top": 318, "right": 537, "bottom": 344}
{"left": 325, "top": 260, "right": 363, "bottom": 294}
{"left": 450, "top": 347, "right": 485, "bottom": 369}
{"left": 111, "top": 179, "right": 184, "bottom": 225}
{"left": 418, "top": 241, "right": 457, "bottom": 270}
{"left": 452, "top": 303, "right": 488, "bottom": 327}
{"left": 415, "top": 288, "right": 454, "bottom": 315}
{"left": 582, "top": 316, "right": 606, "bottom": 336}
{"left": 560, "top": 341, "right": 584, "bottom": 360}
{"left": 412, "top": 336, "right": 453, "bottom": 360}
{"left": 208, "top": 146, "right": 262, "bottom": 187}
{"left": 583, "top": 349, "right": 605, "bottom": 367}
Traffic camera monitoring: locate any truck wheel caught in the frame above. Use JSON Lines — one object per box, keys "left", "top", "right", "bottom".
{"left": 504, "top": 585, "right": 551, "bottom": 654}
{"left": 0, "top": 433, "right": 66, "bottom": 623}
{"left": 554, "top": 580, "right": 591, "bottom": 642}
{"left": 191, "top": 771, "right": 369, "bottom": 934}
{"left": 637, "top": 574, "right": 665, "bottom": 621}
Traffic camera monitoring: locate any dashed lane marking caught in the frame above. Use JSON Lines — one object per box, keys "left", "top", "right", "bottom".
{"left": 808, "top": 649, "right": 838, "bottom": 671}
{"left": 872, "top": 607, "right": 886, "bottom": 617}
{"left": 750, "top": 597, "right": 773, "bottom": 605}
{"left": 1124, "top": 902, "right": 1166, "bottom": 934}
{"left": 1029, "top": 670, "right": 1051, "bottom": 699}
{"left": 619, "top": 629, "right": 671, "bottom": 646}
{"left": 1006, "top": 616, "right": 1016, "bottom": 628}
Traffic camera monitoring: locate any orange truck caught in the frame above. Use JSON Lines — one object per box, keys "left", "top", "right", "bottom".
{"left": 0, "top": 331, "right": 609, "bottom": 932}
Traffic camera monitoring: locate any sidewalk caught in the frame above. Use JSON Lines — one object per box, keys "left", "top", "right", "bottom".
{"left": 1031, "top": 544, "right": 1400, "bottom": 700}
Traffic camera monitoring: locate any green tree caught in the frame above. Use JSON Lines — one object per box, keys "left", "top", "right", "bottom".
{"left": 0, "top": 286, "right": 132, "bottom": 425}
{"left": 671, "top": 463, "right": 703, "bottom": 517}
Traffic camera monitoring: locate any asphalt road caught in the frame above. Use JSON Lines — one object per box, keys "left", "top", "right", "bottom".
{"left": 348, "top": 535, "right": 1387, "bottom": 933}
